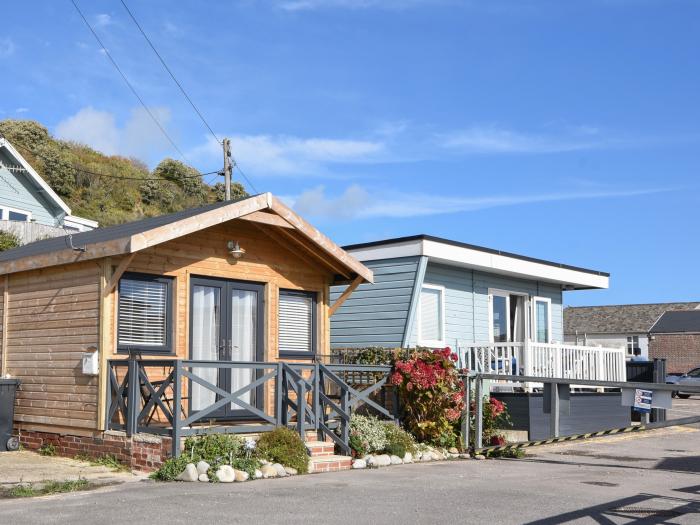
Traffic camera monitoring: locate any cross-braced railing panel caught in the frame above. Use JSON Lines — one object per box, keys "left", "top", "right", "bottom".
{"left": 107, "top": 359, "right": 395, "bottom": 458}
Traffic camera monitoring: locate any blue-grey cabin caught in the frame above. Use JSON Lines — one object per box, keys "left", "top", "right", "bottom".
{"left": 0, "top": 137, "right": 97, "bottom": 241}
{"left": 331, "top": 235, "right": 610, "bottom": 351}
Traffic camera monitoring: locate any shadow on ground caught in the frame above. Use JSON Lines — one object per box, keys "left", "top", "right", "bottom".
{"left": 525, "top": 485, "right": 700, "bottom": 524}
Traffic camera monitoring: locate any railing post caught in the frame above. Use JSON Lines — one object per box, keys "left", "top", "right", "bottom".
{"left": 297, "top": 378, "right": 306, "bottom": 439}
{"left": 275, "top": 362, "right": 283, "bottom": 427}
{"left": 313, "top": 362, "right": 320, "bottom": 434}
{"left": 462, "top": 375, "right": 471, "bottom": 451}
{"left": 340, "top": 386, "right": 350, "bottom": 452}
{"left": 549, "top": 380, "right": 560, "bottom": 438}
{"left": 475, "top": 376, "right": 483, "bottom": 450}
{"left": 125, "top": 357, "right": 139, "bottom": 437}
{"left": 105, "top": 361, "right": 112, "bottom": 430}
{"left": 172, "top": 359, "right": 182, "bottom": 458}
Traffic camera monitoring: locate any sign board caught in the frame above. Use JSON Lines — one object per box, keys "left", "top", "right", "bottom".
{"left": 621, "top": 388, "right": 672, "bottom": 410}
{"left": 633, "top": 389, "right": 652, "bottom": 413}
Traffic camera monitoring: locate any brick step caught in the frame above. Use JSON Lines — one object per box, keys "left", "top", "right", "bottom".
{"left": 305, "top": 440, "right": 336, "bottom": 457}
{"left": 309, "top": 454, "right": 353, "bottom": 473}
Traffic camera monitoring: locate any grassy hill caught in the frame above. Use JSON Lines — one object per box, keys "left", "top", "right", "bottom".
{"left": 0, "top": 119, "right": 247, "bottom": 226}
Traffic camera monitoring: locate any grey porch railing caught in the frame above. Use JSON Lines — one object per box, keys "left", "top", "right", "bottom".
{"left": 106, "top": 359, "right": 395, "bottom": 457}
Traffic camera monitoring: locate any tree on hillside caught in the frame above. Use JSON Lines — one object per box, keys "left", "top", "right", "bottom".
{"left": 152, "top": 158, "right": 207, "bottom": 200}
{"left": 213, "top": 181, "right": 249, "bottom": 202}
{"left": 0, "top": 120, "right": 76, "bottom": 197}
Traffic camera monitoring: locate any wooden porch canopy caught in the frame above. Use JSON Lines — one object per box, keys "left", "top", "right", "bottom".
{"left": 0, "top": 193, "right": 374, "bottom": 292}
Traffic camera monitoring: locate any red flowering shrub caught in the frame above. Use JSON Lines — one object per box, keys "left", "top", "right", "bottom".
{"left": 390, "top": 347, "right": 465, "bottom": 447}
{"left": 472, "top": 397, "right": 512, "bottom": 447}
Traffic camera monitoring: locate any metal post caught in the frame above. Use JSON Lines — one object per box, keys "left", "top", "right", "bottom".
{"left": 549, "top": 381, "right": 560, "bottom": 438}
{"left": 172, "top": 360, "right": 182, "bottom": 458}
{"left": 475, "top": 376, "right": 483, "bottom": 450}
{"left": 462, "top": 375, "right": 471, "bottom": 451}
{"left": 126, "top": 357, "right": 139, "bottom": 437}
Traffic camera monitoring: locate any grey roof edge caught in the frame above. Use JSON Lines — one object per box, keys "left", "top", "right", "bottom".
{"left": 342, "top": 234, "right": 609, "bottom": 277}
{"left": 649, "top": 310, "right": 700, "bottom": 334}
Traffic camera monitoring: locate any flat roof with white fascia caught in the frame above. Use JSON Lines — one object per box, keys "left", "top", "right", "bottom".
{"left": 343, "top": 234, "right": 609, "bottom": 290}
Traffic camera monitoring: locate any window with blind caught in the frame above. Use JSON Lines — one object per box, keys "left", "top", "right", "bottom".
{"left": 418, "top": 285, "right": 444, "bottom": 346}
{"left": 278, "top": 290, "right": 316, "bottom": 357}
{"left": 117, "top": 273, "right": 173, "bottom": 354}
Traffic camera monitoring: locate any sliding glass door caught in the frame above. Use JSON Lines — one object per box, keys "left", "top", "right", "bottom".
{"left": 189, "top": 277, "right": 264, "bottom": 419}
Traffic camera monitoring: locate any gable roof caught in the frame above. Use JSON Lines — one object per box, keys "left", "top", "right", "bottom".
{"left": 564, "top": 302, "right": 700, "bottom": 334}
{"left": 343, "top": 234, "right": 608, "bottom": 290}
{"left": 0, "top": 192, "right": 373, "bottom": 283}
{"left": 650, "top": 310, "right": 700, "bottom": 334}
{"left": 0, "top": 137, "right": 71, "bottom": 215}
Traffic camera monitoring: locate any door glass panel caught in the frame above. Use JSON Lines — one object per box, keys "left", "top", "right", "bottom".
{"left": 191, "top": 285, "right": 220, "bottom": 411}
{"left": 536, "top": 300, "right": 549, "bottom": 343}
{"left": 230, "top": 289, "right": 257, "bottom": 410}
{"left": 492, "top": 295, "right": 508, "bottom": 342}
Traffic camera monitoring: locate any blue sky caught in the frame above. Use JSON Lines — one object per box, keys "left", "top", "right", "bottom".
{"left": 1, "top": 1, "right": 698, "bottom": 306}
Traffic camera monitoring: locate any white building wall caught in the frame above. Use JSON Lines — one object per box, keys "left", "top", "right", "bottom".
{"left": 564, "top": 332, "right": 648, "bottom": 359}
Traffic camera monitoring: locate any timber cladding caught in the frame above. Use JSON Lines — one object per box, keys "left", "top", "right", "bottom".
{"left": 3, "top": 261, "right": 101, "bottom": 432}
{"left": 1, "top": 218, "right": 335, "bottom": 437}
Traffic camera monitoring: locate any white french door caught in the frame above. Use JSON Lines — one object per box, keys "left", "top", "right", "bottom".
{"left": 189, "top": 277, "right": 264, "bottom": 418}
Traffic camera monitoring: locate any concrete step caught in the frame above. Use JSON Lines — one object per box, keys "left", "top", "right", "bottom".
{"left": 309, "top": 454, "right": 353, "bottom": 473}
{"left": 305, "top": 440, "right": 336, "bottom": 457}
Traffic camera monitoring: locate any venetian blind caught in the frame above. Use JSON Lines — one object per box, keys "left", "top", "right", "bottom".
{"left": 279, "top": 292, "right": 313, "bottom": 353}
{"left": 118, "top": 279, "right": 168, "bottom": 347}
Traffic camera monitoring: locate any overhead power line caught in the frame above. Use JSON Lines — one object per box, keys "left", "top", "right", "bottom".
{"left": 11, "top": 140, "right": 220, "bottom": 182}
{"left": 233, "top": 161, "right": 259, "bottom": 194}
{"left": 70, "top": 0, "right": 190, "bottom": 163}
{"left": 119, "top": 0, "right": 261, "bottom": 195}
{"left": 119, "top": 0, "right": 221, "bottom": 145}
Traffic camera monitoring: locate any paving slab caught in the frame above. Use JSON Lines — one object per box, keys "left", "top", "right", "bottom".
{"left": 0, "top": 451, "right": 143, "bottom": 488}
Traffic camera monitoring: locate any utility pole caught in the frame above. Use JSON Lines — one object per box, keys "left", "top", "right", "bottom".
{"left": 223, "top": 137, "right": 232, "bottom": 201}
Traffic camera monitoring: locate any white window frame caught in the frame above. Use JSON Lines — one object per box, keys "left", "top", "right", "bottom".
{"left": 531, "top": 296, "right": 552, "bottom": 344}
{"left": 0, "top": 205, "right": 32, "bottom": 222}
{"left": 626, "top": 335, "right": 639, "bottom": 356}
{"left": 487, "top": 288, "right": 530, "bottom": 343}
{"left": 417, "top": 283, "right": 446, "bottom": 347}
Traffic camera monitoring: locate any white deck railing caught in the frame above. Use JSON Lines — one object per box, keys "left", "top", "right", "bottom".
{"left": 457, "top": 341, "right": 627, "bottom": 382}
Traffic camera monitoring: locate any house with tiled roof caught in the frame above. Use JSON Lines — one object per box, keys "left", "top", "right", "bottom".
{"left": 564, "top": 302, "right": 700, "bottom": 359}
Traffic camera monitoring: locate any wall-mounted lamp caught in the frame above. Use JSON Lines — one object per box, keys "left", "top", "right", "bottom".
{"left": 227, "top": 240, "right": 246, "bottom": 260}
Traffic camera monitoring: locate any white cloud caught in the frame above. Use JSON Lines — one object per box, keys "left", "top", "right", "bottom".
{"left": 14, "top": 108, "right": 29, "bottom": 114}
{"left": 0, "top": 37, "right": 15, "bottom": 58}
{"left": 94, "top": 14, "right": 112, "bottom": 27}
{"left": 283, "top": 185, "right": 672, "bottom": 219}
{"left": 55, "top": 106, "right": 172, "bottom": 161}
{"left": 439, "top": 125, "right": 602, "bottom": 154}
{"left": 190, "top": 134, "right": 384, "bottom": 177}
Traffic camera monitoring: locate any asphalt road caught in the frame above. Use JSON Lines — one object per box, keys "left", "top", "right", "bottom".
{"left": 1, "top": 422, "right": 699, "bottom": 525}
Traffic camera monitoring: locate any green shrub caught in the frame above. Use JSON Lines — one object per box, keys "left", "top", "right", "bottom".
{"left": 383, "top": 423, "right": 417, "bottom": 458}
{"left": 150, "top": 434, "right": 260, "bottom": 481}
{"left": 150, "top": 455, "right": 192, "bottom": 482}
{"left": 348, "top": 414, "right": 388, "bottom": 457}
{"left": 38, "top": 443, "right": 56, "bottom": 456}
{"left": 255, "top": 427, "right": 309, "bottom": 474}
{"left": 0, "top": 231, "right": 21, "bottom": 252}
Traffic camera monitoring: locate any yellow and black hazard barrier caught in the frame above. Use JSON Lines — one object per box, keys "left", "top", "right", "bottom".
{"left": 474, "top": 414, "right": 700, "bottom": 454}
